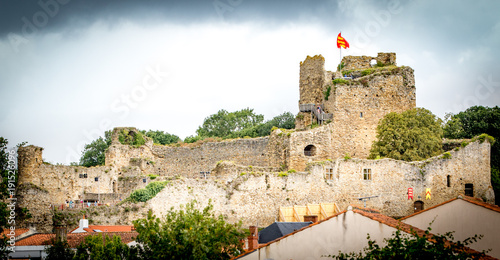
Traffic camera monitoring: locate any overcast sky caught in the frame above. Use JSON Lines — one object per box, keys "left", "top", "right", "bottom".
{"left": 1, "top": 0, "right": 499, "bottom": 164}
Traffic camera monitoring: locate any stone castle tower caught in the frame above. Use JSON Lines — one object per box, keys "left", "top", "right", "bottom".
{"left": 292, "top": 52, "right": 416, "bottom": 163}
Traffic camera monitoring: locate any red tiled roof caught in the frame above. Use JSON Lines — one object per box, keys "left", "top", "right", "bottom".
{"left": 83, "top": 225, "right": 134, "bottom": 233}
{"left": 400, "top": 195, "right": 500, "bottom": 221}
{"left": 1, "top": 228, "right": 30, "bottom": 238}
{"left": 15, "top": 232, "right": 138, "bottom": 248}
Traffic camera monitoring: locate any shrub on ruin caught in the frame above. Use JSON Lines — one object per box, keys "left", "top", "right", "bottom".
{"left": 369, "top": 108, "right": 443, "bottom": 162}
{"left": 128, "top": 181, "right": 169, "bottom": 203}
{"left": 118, "top": 129, "right": 146, "bottom": 147}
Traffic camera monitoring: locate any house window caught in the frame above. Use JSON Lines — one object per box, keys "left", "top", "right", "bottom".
{"left": 360, "top": 112, "right": 363, "bottom": 118}
{"left": 446, "top": 175, "right": 451, "bottom": 187}
{"left": 304, "top": 145, "right": 317, "bottom": 156}
{"left": 465, "top": 183, "right": 474, "bottom": 197}
{"left": 363, "top": 168, "right": 372, "bottom": 180}
{"left": 325, "top": 168, "right": 334, "bottom": 180}
{"left": 79, "top": 174, "right": 88, "bottom": 178}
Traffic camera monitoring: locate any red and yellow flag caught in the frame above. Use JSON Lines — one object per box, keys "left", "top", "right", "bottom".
{"left": 337, "top": 33, "right": 349, "bottom": 49}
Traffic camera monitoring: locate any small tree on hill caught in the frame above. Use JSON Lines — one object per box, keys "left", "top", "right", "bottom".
{"left": 369, "top": 108, "right": 443, "bottom": 161}
{"left": 133, "top": 201, "right": 247, "bottom": 260}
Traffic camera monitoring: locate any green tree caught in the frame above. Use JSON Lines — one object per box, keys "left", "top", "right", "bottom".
{"left": 191, "top": 110, "right": 295, "bottom": 141}
{"left": 369, "top": 108, "right": 443, "bottom": 161}
{"left": 73, "top": 234, "right": 141, "bottom": 260}
{"left": 0, "top": 137, "right": 11, "bottom": 258}
{"left": 80, "top": 131, "right": 112, "bottom": 167}
{"left": 329, "top": 225, "right": 487, "bottom": 259}
{"left": 443, "top": 106, "right": 500, "bottom": 204}
{"left": 141, "top": 130, "right": 181, "bottom": 145}
{"left": 45, "top": 240, "right": 75, "bottom": 260}
{"left": 196, "top": 108, "right": 264, "bottom": 138}
{"left": 133, "top": 201, "right": 247, "bottom": 259}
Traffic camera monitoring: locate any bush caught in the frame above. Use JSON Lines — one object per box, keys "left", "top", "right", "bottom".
{"left": 118, "top": 129, "right": 145, "bottom": 147}
{"left": 128, "top": 181, "right": 169, "bottom": 202}
{"left": 277, "top": 172, "right": 289, "bottom": 177}
{"left": 333, "top": 79, "right": 349, "bottom": 85}
{"left": 324, "top": 86, "right": 332, "bottom": 100}
{"left": 442, "top": 152, "right": 452, "bottom": 159}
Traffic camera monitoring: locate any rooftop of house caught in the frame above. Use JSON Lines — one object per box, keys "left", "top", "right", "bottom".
{"left": 69, "top": 225, "right": 135, "bottom": 233}
{"left": 258, "top": 222, "right": 312, "bottom": 244}
{"left": 235, "top": 205, "right": 496, "bottom": 260}
{"left": 400, "top": 195, "right": 500, "bottom": 221}
{"left": 1, "top": 228, "right": 30, "bottom": 238}
{"left": 15, "top": 231, "right": 138, "bottom": 248}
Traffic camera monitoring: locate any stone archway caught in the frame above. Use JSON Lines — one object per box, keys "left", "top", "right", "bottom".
{"left": 304, "top": 145, "right": 317, "bottom": 156}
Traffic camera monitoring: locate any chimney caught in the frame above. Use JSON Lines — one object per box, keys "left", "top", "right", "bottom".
{"left": 55, "top": 226, "right": 67, "bottom": 242}
{"left": 247, "top": 226, "right": 259, "bottom": 250}
{"left": 303, "top": 215, "right": 318, "bottom": 223}
{"left": 79, "top": 216, "right": 89, "bottom": 229}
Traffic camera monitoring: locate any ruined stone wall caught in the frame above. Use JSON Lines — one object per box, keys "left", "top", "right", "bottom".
{"left": 287, "top": 124, "right": 335, "bottom": 171}
{"left": 299, "top": 55, "right": 326, "bottom": 105}
{"left": 293, "top": 53, "right": 416, "bottom": 170}
{"left": 16, "top": 145, "right": 148, "bottom": 206}
{"left": 342, "top": 52, "right": 396, "bottom": 71}
{"left": 146, "top": 141, "right": 493, "bottom": 228}
{"left": 148, "top": 137, "right": 271, "bottom": 177}
{"left": 326, "top": 67, "right": 416, "bottom": 159}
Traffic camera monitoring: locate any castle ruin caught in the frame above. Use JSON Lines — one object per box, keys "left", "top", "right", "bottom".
{"left": 15, "top": 53, "right": 494, "bottom": 231}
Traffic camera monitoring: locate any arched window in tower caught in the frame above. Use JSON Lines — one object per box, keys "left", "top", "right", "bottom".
{"left": 304, "top": 145, "right": 317, "bottom": 156}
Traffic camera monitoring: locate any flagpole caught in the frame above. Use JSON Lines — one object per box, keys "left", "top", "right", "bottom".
{"left": 339, "top": 47, "right": 342, "bottom": 75}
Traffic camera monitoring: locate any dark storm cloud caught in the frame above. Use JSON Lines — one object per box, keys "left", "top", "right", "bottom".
{"left": 0, "top": 0, "right": 366, "bottom": 40}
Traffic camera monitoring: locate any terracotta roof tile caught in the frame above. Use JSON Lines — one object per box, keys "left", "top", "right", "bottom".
{"left": 15, "top": 232, "right": 138, "bottom": 248}
{"left": 85, "top": 225, "right": 134, "bottom": 232}
{"left": 400, "top": 196, "right": 500, "bottom": 221}
{"left": 1, "top": 228, "right": 30, "bottom": 238}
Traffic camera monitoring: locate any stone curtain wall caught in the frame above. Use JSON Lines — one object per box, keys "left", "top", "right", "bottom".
{"left": 147, "top": 141, "right": 493, "bottom": 228}
{"left": 150, "top": 137, "right": 271, "bottom": 177}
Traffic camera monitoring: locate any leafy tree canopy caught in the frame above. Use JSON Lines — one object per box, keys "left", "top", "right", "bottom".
{"left": 133, "top": 201, "right": 247, "bottom": 260}
{"left": 72, "top": 234, "right": 143, "bottom": 260}
{"left": 190, "top": 109, "right": 295, "bottom": 142}
{"left": 80, "top": 131, "right": 112, "bottom": 167}
{"left": 369, "top": 108, "right": 443, "bottom": 161}
{"left": 329, "top": 225, "right": 487, "bottom": 259}
{"left": 196, "top": 108, "right": 265, "bottom": 138}
{"left": 44, "top": 240, "right": 75, "bottom": 260}
{"left": 443, "top": 105, "right": 500, "bottom": 204}
{"left": 140, "top": 130, "right": 181, "bottom": 145}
